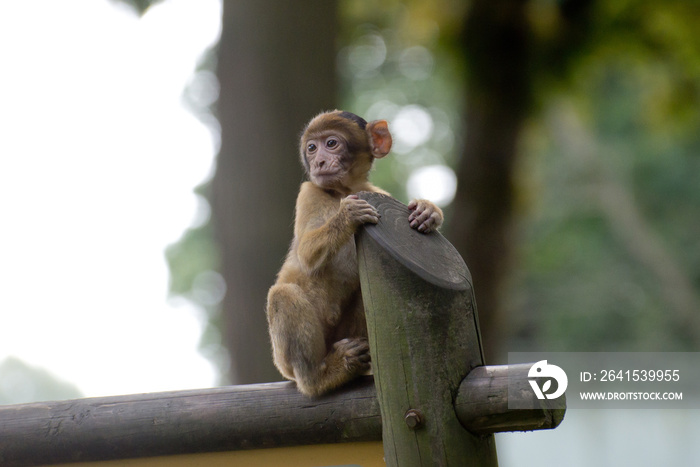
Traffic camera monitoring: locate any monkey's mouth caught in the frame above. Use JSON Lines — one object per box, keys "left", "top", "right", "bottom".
{"left": 313, "top": 170, "right": 341, "bottom": 177}
{"left": 311, "top": 172, "right": 344, "bottom": 189}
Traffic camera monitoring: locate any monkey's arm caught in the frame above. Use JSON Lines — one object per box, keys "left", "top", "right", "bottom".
{"left": 295, "top": 186, "right": 379, "bottom": 274}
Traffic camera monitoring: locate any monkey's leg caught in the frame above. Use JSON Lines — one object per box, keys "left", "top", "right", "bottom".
{"left": 266, "top": 283, "right": 370, "bottom": 397}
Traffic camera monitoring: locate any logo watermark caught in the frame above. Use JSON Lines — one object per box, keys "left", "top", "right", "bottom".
{"left": 528, "top": 360, "right": 568, "bottom": 400}
{"left": 509, "top": 352, "right": 700, "bottom": 409}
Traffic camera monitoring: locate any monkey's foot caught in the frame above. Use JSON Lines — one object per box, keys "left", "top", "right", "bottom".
{"left": 332, "top": 337, "right": 371, "bottom": 374}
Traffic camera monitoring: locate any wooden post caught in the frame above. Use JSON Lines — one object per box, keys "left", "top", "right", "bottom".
{"left": 356, "top": 192, "right": 498, "bottom": 466}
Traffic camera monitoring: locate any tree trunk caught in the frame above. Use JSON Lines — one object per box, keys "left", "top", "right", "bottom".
{"left": 212, "top": 0, "right": 338, "bottom": 384}
{"left": 449, "top": 0, "right": 532, "bottom": 363}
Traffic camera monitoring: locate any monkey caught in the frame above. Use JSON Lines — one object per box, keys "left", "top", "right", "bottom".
{"left": 266, "top": 110, "right": 444, "bottom": 397}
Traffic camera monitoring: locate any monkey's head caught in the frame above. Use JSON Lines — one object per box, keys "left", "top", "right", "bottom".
{"left": 300, "top": 110, "right": 392, "bottom": 192}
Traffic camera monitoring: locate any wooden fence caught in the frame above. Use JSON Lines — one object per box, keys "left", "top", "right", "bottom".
{"left": 0, "top": 193, "right": 565, "bottom": 466}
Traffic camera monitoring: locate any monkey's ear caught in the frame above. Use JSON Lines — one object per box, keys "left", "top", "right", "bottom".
{"left": 367, "top": 120, "right": 392, "bottom": 158}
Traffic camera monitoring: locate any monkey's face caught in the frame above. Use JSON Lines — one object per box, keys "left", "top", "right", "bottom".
{"left": 304, "top": 132, "right": 358, "bottom": 190}
{"left": 300, "top": 111, "right": 391, "bottom": 192}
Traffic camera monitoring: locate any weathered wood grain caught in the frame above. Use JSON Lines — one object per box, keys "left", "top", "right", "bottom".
{"left": 0, "top": 377, "right": 380, "bottom": 467}
{"left": 457, "top": 364, "right": 566, "bottom": 434}
{"left": 0, "top": 367, "right": 564, "bottom": 466}
{"left": 356, "top": 192, "right": 498, "bottom": 467}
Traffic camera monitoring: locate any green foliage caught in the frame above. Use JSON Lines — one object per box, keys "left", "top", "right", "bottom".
{"left": 160, "top": 40, "right": 225, "bottom": 381}
{"left": 510, "top": 33, "right": 700, "bottom": 351}
{"left": 343, "top": 0, "right": 700, "bottom": 353}
{"left": 164, "top": 208, "right": 230, "bottom": 383}
{"left": 0, "top": 357, "right": 82, "bottom": 405}
{"left": 165, "top": 219, "right": 218, "bottom": 297}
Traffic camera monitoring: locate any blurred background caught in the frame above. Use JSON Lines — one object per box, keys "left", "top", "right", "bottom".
{"left": 1, "top": 0, "right": 699, "bottom": 465}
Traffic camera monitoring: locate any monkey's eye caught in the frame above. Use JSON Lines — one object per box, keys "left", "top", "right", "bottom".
{"left": 307, "top": 143, "right": 317, "bottom": 153}
{"left": 326, "top": 138, "right": 338, "bottom": 149}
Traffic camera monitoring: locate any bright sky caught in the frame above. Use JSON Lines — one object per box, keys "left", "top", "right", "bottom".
{"left": 0, "top": 0, "right": 222, "bottom": 397}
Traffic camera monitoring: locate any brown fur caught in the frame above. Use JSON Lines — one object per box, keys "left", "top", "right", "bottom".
{"left": 266, "top": 110, "right": 443, "bottom": 396}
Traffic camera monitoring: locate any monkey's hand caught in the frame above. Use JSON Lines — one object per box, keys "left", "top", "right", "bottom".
{"left": 340, "top": 195, "right": 380, "bottom": 228}
{"left": 408, "top": 199, "right": 443, "bottom": 233}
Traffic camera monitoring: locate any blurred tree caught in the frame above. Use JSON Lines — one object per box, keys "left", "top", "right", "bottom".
{"left": 450, "top": 1, "right": 536, "bottom": 363}
{"left": 117, "top": 0, "right": 337, "bottom": 385}
{"left": 449, "top": 0, "right": 599, "bottom": 362}
{"left": 210, "top": 0, "right": 338, "bottom": 384}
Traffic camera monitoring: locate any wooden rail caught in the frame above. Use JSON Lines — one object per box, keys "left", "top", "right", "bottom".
{"left": 0, "top": 368, "right": 563, "bottom": 466}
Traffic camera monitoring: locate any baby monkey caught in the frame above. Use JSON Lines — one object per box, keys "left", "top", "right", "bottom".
{"left": 266, "top": 110, "right": 443, "bottom": 396}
